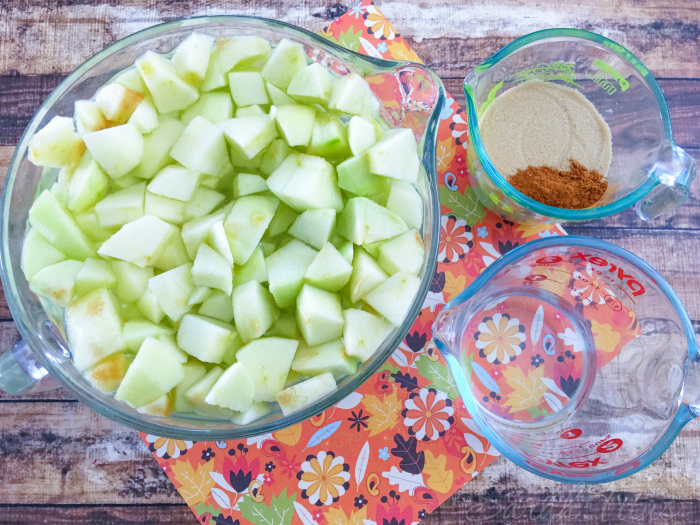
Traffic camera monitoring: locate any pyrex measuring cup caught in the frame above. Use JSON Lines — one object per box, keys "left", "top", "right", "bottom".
{"left": 462, "top": 29, "right": 697, "bottom": 224}
{"left": 433, "top": 236, "right": 700, "bottom": 483}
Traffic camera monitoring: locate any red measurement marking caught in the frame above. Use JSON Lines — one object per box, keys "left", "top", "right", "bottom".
{"left": 615, "top": 284, "right": 636, "bottom": 305}
{"left": 560, "top": 429, "right": 583, "bottom": 439}
{"left": 596, "top": 438, "right": 623, "bottom": 453}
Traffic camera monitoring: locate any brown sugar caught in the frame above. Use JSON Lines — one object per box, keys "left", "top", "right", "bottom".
{"left": 508, "top": 160, "right": 608, "bottom": 209}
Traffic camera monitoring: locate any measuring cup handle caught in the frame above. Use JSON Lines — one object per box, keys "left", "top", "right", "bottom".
{"left": 0, "top": 338, "right": 60, "bottom": 395}
{"left": 636, "top": 143, "right": 697, "bottom": 220}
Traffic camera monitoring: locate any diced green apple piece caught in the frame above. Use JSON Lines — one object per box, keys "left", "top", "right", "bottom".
{"left": 135, "top": 51, "right": 200, "bottom": 113}
{"left": 21, "top": 229, "right": 66, "bottom": 281}
{"left": 378, "top": 229, "right": 425, "bottom": 275}
{"left": 364, "top": 270, "right": 421, "bottom": 325}
{"left": 136, "top": 287, "right": 166, "bottom": 324}
{"left": 287, "top": 63, "right": 332, "bottom": 106}
{"left": 148, "top": 263, "right": 194, "bottom": 322}
{"left": 276, "top": 372, "right": 337, "bottom": 416}
{"left": 115, "top": 336, "right": 185, "bottom": 408}
{"left": 207, "top": 220, "right": 234, "bottom": 267}
{"left": 136, "top": 394, "right": 173, "bottom": 417}
{"left": 128, "top": 98, "right": 159, "bottom": 134}
{"left": 181, "top": 210, "right": 226, "bottom": 259}
{"left": 201, "top": 49, "right": 229, "bottom": 92}
{"left": 386, "top": 181, "right": 423, "bottom": 230}
{"left": 217, "top": 36, "right": 272, "bottom": 72}
{"left": 266, "top": 202, "right": 297, "bottom": 238}
{"left": 28, "top": 190, "right": 95, "bottom": 260}
{"left": 114, "top": 68, "right": 146, "bottom": 94}
{"left": 233, "top": 173, "right": 268, "bottom": 197}
{"left": 265, "top": 239, "right": 317, "bottom": 308}
{"left": 224, "top": 195, "right": 279, "bottom": 265}
{"left": 84, "top": 352, "right": 134, "bottom": 393}
{"left": 292, "top": 339, "right": 357, "bottom": 380}
{"left": 181, "top": 92, "right": 234, "bottom": 125}
{"left": 189, "top": 286, "right": 213, "bottom": 306}
{"left": 66, "top": 288, "right": 126, "bottom": 371}
{"left": 236, "top": 337, "right": 299, "bottom": 402}
{"left": 170, "top": 116, "right": 230, "bottom": 176}
{"left": 172, "top": 360, "right": 208, "bottom": 412}
{"left": 261, "top": 38, "right": 307, "bottom": 90}
{"left": 366, "top": 128, "right": 420, "bottom": 183}
{"left": 265, "top": 312, "right": 300, "bottom": 339}
{"left": 153, "top": 229, "right": 190, "bottom": 271}
{"left": 30, "top": 260, "right": 83, "bottom": 307}
{"left": 111, "top": 260, "right": 153, "bottom": 303}
{"left": 348, "top": 116, "right": 377, "bottom": 155}
{"left": 233, "top": 246, "right": 267, "bottom": 287}
{"left": 232, "top": 280, "right": 279, "bottom": 343}
{"left": 260, "top": 138, "right": 292, "bottom": 176}
{"left": 343, "top": 308, "right": 393, "bottom": 362}
{"left": 337, "top": 240, "right": 353, "bottom": 264}
{"left": 145, "top": 191, "right": 185, "bottom": 225}
{"left": 74, "top": 100, "right": 109, "bottom": 135}
{"left": 198, "top": 290, "right": 234, "bottom": 323}
{"left": 172, "top": 32, "right": 215, "bottom": 87}
{"left": 266, "top": 83, "right": 295, "bottom": 106}
{"left": 205, "top": 362, "right": 255, "bottom": 412}
{"left": 75, "top": 257, "right": 117, "bottom": 297}
{"left": 232, "top": 401, "right": 273, "bottom": 425}
{"left": 235, "top": 105, "right": 267, "bottom": 117}
{"left": 328, "top": 72, "right": 380, "bottom": 118}
{"left": 228, "top": 71, "right": 270, "bottom": 107}
{"left": 307, "top": 115, "right": 351, "bottom": 160}
{"left": 362, "top": 239, "right": 386, "bottom": 259}
{"left": 273, "top": 104, "right": 315, "bottom": 147}
{"left": 122, "top": 319, "right": 173, "bottom": 351}
{"left": 177, "top": 313, "right": 238, "bottom": 364}
{"left": 296, "top": 284, "right": 344, "bottom": 346}
{"left": 95, "top": 182, "right": 145, "bottom": 228}
{"left": 83, "top": 123, "right": 144, "bottom": 180}
{"left": 228, "top": 145, "right": 265, "bottom": 169}
{"left": 95, "top": 83, "right": 144, "bottom": 124}
{"left": 304, "top": 242, "right": 352, "bottom": 292}
{"left": 185, "top": 188, "right": 225, "bottom": 222}
{"left": 67, "top": 152, "right": 110, "bottom": 213}
{"left": 129, "top": 118, "right": 185, "bottom": 180}
{"left": 348, "top": 248, "right": 389, "bottom": 303}
{"left": 28, "top": 116, "right": 85, "bottom": 168}
{"left": 288, "top": 209, "right": 336, "bottom": 250}
{"left": 338, "top": 197, "right": 408, "bottom": 244}
{"left": 98, "top": 215, "right": 174, "bottom": 267}
{"left": 148, "top": 165, "right": 200, "bottom": 202}
{"left": 191, "top": 243, "right": 233, "bottom": 295}
{"left": 219, "top": 116, "right": 278, "bottom": 160}
{"left": 184, "top": 366, "right": 237, "bottom": 418}
{"left": 156, "top": 334, "right": 189, "bottom": 363}
{"left": 74, "top": 210, "right": 117, "bottom": 242}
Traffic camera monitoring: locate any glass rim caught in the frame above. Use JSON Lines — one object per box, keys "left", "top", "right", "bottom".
{"left": 463, "top": 28, "right": 674, "bottom": 221}
{"left": 0, "top": 15, "right": 444, "bottom": 440}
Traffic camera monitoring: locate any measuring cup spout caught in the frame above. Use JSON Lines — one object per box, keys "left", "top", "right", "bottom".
{"left": 432, "top": 306, "right": 459, "bottom": 357}
{"left": 636, "top": 142, "right": 697, "bottom": 220}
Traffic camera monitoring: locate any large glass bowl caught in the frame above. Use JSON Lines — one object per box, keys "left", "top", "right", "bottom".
{"left": 0, "top": 16, "right": 443, "bottom": 439}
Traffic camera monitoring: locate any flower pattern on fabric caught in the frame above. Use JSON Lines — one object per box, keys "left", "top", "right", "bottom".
{"left": 297, "top": 451, "right": 351, "bottom": 506}
{"left": 448, "top": 109, "right": 469, "bottom": 146}
{"left": 402, "top": 387, "right": 454, "bottom": 441}
{"left": 474, "top": 313, "right": 526, "bottom": 364}
{"left": 362, "top": 5, "right": 399, "bottom": 40}
{"left": 570, "top": 264, "right": 615, "bottom": 305}
{"left": 145, "top": 435, "right": 193, "bottom": 459}
{"left": 438, "top": 215, "right": 473, "bottom": 263}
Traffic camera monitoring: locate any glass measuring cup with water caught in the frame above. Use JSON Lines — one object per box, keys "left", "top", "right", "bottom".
{"left": 433, "top": 236, "right": 700, "bottom": 483}
{"left": 462, "top": 29, "right": 697, "bottom": 224}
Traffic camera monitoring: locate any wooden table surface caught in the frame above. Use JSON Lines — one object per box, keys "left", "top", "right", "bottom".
{"left": 1, "top": 1, "right": 700, "bottom": 523}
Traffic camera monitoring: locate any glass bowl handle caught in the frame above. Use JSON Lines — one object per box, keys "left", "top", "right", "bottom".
{"left": 636, "top": 143, "right": 697, "bottom": 220}
{"left": 0, "top": 338, "right": 60, "bottom": 395}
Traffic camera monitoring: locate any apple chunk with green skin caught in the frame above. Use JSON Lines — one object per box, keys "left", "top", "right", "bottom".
{"left": 265, "top": 239, "right": 317, "bottom": 308}
{"left": 172, "top": 360, "right": 207, "bottom": 413}
{"left": 224, "top": 195, "right": 279, "bottom": 265}
{"left": 365, "top": 128, "right": 420, "bottom": 184}
{"left": 233, "top": 246, "right": 267, "bottom": 287}
{"left": 111, "top": 260, "right": 153, "bottom": 303}
{"left": 135, "top": 51, "right": 200, "bottom": 114}
{"left": 66, "top": 288, "right": 126, "bottom": 371}
{"left": 199, "top": 290, "right": 234, "bottom": 322}
{"left": 233, "top": 174, "right": 268, "bottom": 198}
{"left": 30, "top": 260, "right": 83, "bottom": 307}
{"left": 84, "top": 352, "right": 134, "bottom": 393}
{"left": 217, "top": 35, "right": 272, "bottom": 72}
{"left": 148, "top": 263, "right": 194, "bottom": 322}
{"left": 287, "top": 63, "right": 332, "bottom": 106}
{"left": 28, "top": 116, "right": 86, "bottom": 168}
{"left": 145, "top": 191, "right": 185, "bottom": 225}
{"left": 83, "top": 124, "right": 144, "bottom": 180}
{"left": 21, "top": 229, "right": 66, "bottom": 281}
{"left": 348, "top": 248, "right": 388, "bottom": 303}
{"left": 95, "top": 182, "right": 145, "bottom": 228}
{"left": 177, "top": 313, "right": 238, "bottom": 364}
{"left": 307, "top": 115, "right": 351, "bottom": 160}
{"left": 276, "top": 372, "right": 337, "bottom": 416}
{"left": 29, "top": 190, "right": 95, "bottom": 260}
{"left": 328, "top": 72, "right": 380, "bottom": 119}
{"left": 348, "top": 116, "right": 377, "bottom": 155}
{"left": 128, "top": 98, "right": 159, "bottom": 134}
{"left": 129, "top": 118, "right": 185, "bottom": 180}
{"left": 75, "top": 257, "right": 117, "bottom": 297}
{"left": 182, "top": 210, "right": 226, "bottom": 259}
{"left": 205, "top": 362, "right": 255, "bottom": 412}
{"left": 304, "top": 242, "right": 352, "bottom": 293}
{"left": 261, "top": 38, "right": 307, "bottom": 90}
{"left": 232, "top": 279, "right": 279, "bottom": 343}
{"left": 182, "top": 92, "right": 234, "bottom": 125}
{"left": 296, "top": 284, "right": 344, "bottom": 346}
{"left": 191, "top": 243, "right": 233, "bottom": 295}
{"left": 115, "top": 337, "right": 185, "bottom": 408}
{"left": 236, "top": 337, "right": 299, "bottom": 402}
{"left": 288, "top": 209, "right": 336, "bottom": 251}
{"left": 136, "top": 287, "right": 165, "bottom": 324}
{"left": 95, "top": 83, "right": 144, "bottom": 124}
{"left": 378, "top": 229, "right": 425, "bottom": 276}
{"left": 219, "top": 116, "right": 278, "bottom": 160}
{"left": 148, "top": 165, "right": 200, "bottom": 202}
{"left": 386, "top": 181, "right": 423, "bottom": 230}
{"left": 228, "top": 71, "right": 269, "bottom": 107}
{"left": 292, "top": 339, "right": 356, "bottom": 380}
{"left": 364, "top": 270, "right": 421, "bottom": 326}
{"left": 170, "top": 116, "right": 230, "bottom": 177}
{"left": 338, "top": 197, "right": 408, "bottom": 245}
{"left": 343, "top": 308, "right": 393, "bottom": 362}
{"left": 121, "top": 319, "right": 173, "bottom": 352}
{"left": 98, "top": 216, "right": 175, "bottom": 268}
{"left": 172, "top": 32, "right": 215, "bottom": 87}
{"left": 273, "top": 104, "right": 316, "bottom": 148}
{"left": 207, "top": 221, "right": 234, "bottom": 267}
{"left": 260, "top": 138, "right": 292, "bottom": 176}
{"left": 68, "top": 152, "right": 110, "bottom": 213}
{"left": 339, "top": 149, "right": 391, "bottom": 199}
{"left": 184, "top": 366, "right": 237, "bottom": 418}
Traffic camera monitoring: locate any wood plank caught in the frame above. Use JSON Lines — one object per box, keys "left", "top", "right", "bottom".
{"left": 1, "top": 0, "right": 699, "bottom": 78}
{"left": 0, "top": 505, "right": 194, "bottom": 525}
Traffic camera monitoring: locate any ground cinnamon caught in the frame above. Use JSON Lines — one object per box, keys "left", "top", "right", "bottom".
{"left": 508, "top": 160, "right": 608, "bottom": 209}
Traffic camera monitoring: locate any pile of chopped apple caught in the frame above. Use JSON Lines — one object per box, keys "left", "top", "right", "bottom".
{"left": 22, "top": 32, "right": 425, "bottom": 423}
